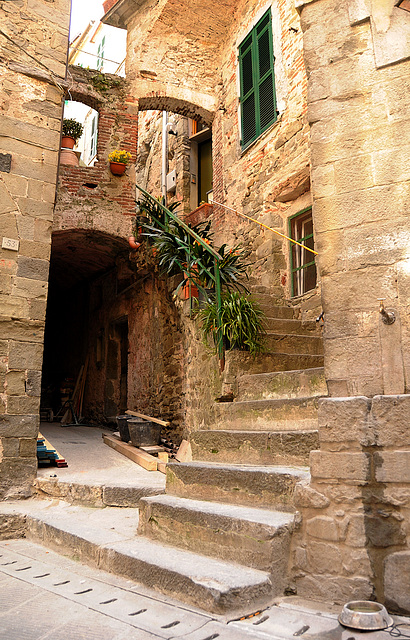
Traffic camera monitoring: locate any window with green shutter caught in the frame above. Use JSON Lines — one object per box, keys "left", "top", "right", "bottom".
{"left": 239, "top": 9, "right": 277, "bottom": 150}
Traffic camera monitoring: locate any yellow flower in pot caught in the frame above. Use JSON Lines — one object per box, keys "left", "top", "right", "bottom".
{"left": 108, "top": 149, "right": 132, "bottom": 175}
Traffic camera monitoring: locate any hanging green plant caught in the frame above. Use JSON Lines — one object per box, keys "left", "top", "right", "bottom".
{"left": 197, "top": 291, "right": 266, "bottom": 355}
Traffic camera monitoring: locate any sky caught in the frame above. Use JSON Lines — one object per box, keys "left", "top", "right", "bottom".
{"left": 69, "top": 0, "right": 104, "bottom": 40}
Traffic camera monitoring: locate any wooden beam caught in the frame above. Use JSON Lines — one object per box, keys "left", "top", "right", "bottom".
{"left": 125, "top": 409, "right": 169, "bottom": 427}
{"left": 103, "top": 434, "right": 157, "bottom": 471}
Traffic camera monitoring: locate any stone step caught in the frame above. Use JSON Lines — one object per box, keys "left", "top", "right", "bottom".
{"left": 263, "top": 317, "right": 320, "bottom": 334}
{"left": 166, "top": 461, "right": 309, "bottom": 511}
{"left": 224, "top": 352, "right": 324, "bottom": 376}
{"left": 0, "top": 499, "right": 273, "bottom": 615}
{"left": 34, "top": 476, "right": 165, "bottom": 508}
{"left": 252, "top": 298, "right": 297, "bottom": 319}
{"left": 190, "top": 429, "right": 319, "bottom": 465}
{"left": 138, "top": 494, "right": 295, "bottom": 575}
{"left": 212, "top": 396, "right": 320, "bottom": 431}
{"left": 237, "top": 367, "right": 327, "bottom": 402}
{"left": 264, "top": 333, "right": 323, "bottom": 355}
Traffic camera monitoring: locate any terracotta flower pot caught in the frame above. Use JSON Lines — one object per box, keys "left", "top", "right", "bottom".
{"left": 62, "top": 135, "right": 75, "bottom": 149}
{"left": 110, "top": 161, "right": 126, "bottom": 176}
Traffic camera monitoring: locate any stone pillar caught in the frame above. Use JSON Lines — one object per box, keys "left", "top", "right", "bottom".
{"left": 0, "top": 0, "right": 70, "bottom": 499}
{"left": 297, "top": 0, "right": 410, "bottom": 397}
{"left": 293, "top": 395, "right": 410, "bottom": 613}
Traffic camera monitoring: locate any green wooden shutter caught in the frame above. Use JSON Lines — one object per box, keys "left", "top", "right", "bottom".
{"left": 239, "top": 9, "right": 276, "bottom": 150}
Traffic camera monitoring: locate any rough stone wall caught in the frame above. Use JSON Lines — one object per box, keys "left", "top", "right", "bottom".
{"left": 121, "top": 0, "right": 320, "bottom": 310}
{"left": 212, "top": 0, "right": 315, "bottom": 306}
{"left": 0, "top": 0, "right": 70, "bottom": 499}
{"left": 293, "top": 0, "right": 410, "bottom": 613}
{"left": 293, "top": 395, "right": 410, "bottom": 614}
{"left": 298, "top": 0, "right": 410, "bottom": 396}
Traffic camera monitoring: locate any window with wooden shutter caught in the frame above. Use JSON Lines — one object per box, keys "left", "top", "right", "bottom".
{"left": 239, "top": 9, "right": 277, "bottom": 150}
{"left": 289, "top": 208, "right": 317, "bottom": 297}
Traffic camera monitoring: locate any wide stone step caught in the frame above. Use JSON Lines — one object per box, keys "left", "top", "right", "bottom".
{"left": 237, "top": 367, "right": 327, "bottom": 401}
{"left": 138, "top": 494, "right": 294, "bottom": 575}
{"left": 263, "top": 318, "right": 320, "bottom": 334}
{"left": 212, "top": 396, "right": 320, "bottom": 431}
{"left": 264, "top": 333, "right": 323, "bottom": 355}
{"left": 166, "top": 461, "right": 309, "bottom": 511}
{"left": 224, "top": 351, "right": 324, "bottom": 376}
{"left": 190, "top": 429, "right": 319, "bottom": 465}
{"left": 253, "top": 298, "right": 297, "bottom": 319}
{"left": 0, "top": 499, "right": 273, "bottom": 615}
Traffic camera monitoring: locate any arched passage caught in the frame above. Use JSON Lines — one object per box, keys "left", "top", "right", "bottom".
{"left": 41, "top": 229, "right": 133, "bottom": 423}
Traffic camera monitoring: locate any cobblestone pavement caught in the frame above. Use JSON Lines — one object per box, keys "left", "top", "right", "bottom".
{"left": 1, "top": 539, "right": 409, "bottom": 640}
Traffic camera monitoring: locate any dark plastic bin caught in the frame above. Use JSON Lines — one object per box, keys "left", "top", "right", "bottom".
{"left": 128, "top": 418, "right": 161, "bottom": 447}
{"left": 116, "top": 415, "right": 131, "bottom": 442}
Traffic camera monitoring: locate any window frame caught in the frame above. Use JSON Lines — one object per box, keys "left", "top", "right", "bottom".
{"left": 288, "top": 207, "right": 317, "bottom": 298}
{"left": 238, "top": 8, "right": 277, "bottom": 151}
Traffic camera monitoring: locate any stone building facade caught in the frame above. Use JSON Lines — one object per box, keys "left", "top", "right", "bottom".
{"left": 0, "top": 0, "right": 408, "bottom": 615}
{"left": 0, "top": 0, "right": 70, "bottom": 499}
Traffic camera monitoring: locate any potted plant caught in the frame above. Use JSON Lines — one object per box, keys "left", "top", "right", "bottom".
{"left": 62, "top": 118, "right": 84, "bottom": 149}
{"left": 108, "top": 149, "right": 132, "bottom": 175}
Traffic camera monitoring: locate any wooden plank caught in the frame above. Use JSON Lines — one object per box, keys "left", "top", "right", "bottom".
{"left": 175, "top": 439, "right": 192, "bottom": 463}
{"left": 125, "top": 410, "right": 169, "bottom": 427}
{"left": 140, "top": 445, "right": 166, "bottom": 454}
{"left": 157, "top": 461, "right": 167, "bottom": 474}
{"left": 157, "top": 451, "right": 169, "bottom": 463}
{"left": 103, "top": 434, "right": 157, "bottom": 471}
{"left": 38, "top": 432, "right": 67, "bottom": 465}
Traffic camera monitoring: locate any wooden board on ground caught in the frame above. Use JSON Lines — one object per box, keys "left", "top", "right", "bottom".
{"left": 103, "top": 434, "right": 157, "bottom": 471}
{"left": 125, "top": 410, "right": 170, "bottom": 427}
{"left": 157, "top": 461, "right": 167, "bottom": 474}
{"left": 139, "top": 445, "right": 166, "bottom": 454}
{"left": 37, "top": 432, "right": 68, "bottom": 468}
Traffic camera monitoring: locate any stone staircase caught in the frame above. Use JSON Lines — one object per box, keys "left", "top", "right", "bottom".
{"left": 0, "top": 298, "right": 327, "bottom": 616}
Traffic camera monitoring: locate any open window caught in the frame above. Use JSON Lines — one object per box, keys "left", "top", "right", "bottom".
{"left": 188, "top": 120, "right": 212, "bottom": 209}
{"left": 289, "top": 208, "right": 317, "bottom": 297}
{"left": 239, "top": 9, "right": 277, "bottom": 150}
{"left": 63, "top": 100, "right": 99, "bottom": 166}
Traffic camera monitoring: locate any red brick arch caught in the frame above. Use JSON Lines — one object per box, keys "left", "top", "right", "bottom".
{"left": 138, "top": 95, "right": 215, "bottom": 127}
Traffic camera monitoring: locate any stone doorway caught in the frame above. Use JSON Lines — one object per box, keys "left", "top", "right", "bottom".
{"left": 40, "top": 229, "right": 131, "bottom": 427}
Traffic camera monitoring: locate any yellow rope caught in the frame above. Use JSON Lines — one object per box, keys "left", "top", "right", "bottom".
{"left": 210, "top": 199, "right": 318, "bottom": 256}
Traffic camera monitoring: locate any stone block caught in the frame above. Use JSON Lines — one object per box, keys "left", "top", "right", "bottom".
{"left": 29, "top": 300, "right": 47, "bottom": 321}
{"left": 16, "top": 214, "right": 35, "bottom": 241}
{"left": 34, "top": 219, "right": 52, "bottom": 244}
{"left": 384, "top": 551, "right": 410, "bottom": 614}
{"left": 0, "top": 115, "right": 59, "bottom": 151}
{"left": 12, "top": 276, "right": 48, "bottom": 299}
{"left": 333, "top": 153, "right": 374, "bottom": 194}
{"left": 0, "top": 513, "right": 27, "bottom": 540}
{"left": 19, "top": 437, "right": 37, "bottom": 458}
{"left": 296, "top": 574, "right": 373, "bottom": 604}
{"left": 25, "top": 370, "right": 42, "bottom": 397}
{"left": 371, "top": 395, "right": 410, "bottom": 447}
{"left": 0, "top": 275, "right": 12, "bottom": 295}
{"left": 0, "top": 318, "right": 44, "bottom": 343}
{"left": 342, "top": 548, "right": 372, "bottom": 576}
{"left": 365, "top": 511, "right": 405, "bottom": 548}
{"left": 293, "top": 483, "right": 330, "bottom": 509}
{"left": 375, "top": 451, "right": 410, "bottom": 483}
{"left": 19, "top": 240, "right": 51, "bottom": 261}
{"left": 307, "top": 541, "right": 342, "bottom": 574}
{"left": 372, "top": 145, "right": 410, "bottom": 187}
{"left": 310, "top": 451, "right": 370, "bottom": 481}
{"left": 0, "top": 458, "right": 37, "bottom": 500}
{"left": 306, "top": 516, "right": 339, "bottom": 541}
{"left": 345, "top": 514, "right": 367, "bottom": 548}
{"left": 17, "top": 256, "right": 49, "bottom": 281}
{"left": 318, "top": 397, "right": 372, "bottom": 449}
{"left": 7, "top": 395, "right": 40, "bottom": 415}
{"left": 0, "top": 295, "right": 29, "bottom": 318}
{"left": 0, "top": 213, "right": 19, "bottom": 240}
{"left": 1, "top": 437, "right": 19, "bottom": 457}
{"left": 8, "top": 341, "right": 44, "bottom": 370}
{"left": 0, "top": 153, "right": 12, "bottom": 174}
{"left": 5, "top": 371, "right": 26, "bottom": 396}
{"left": 16, "top": 197, "right": 54, "bottom": 221}
{"left": 0, "top": 182, "right": 17, "bottom": 213}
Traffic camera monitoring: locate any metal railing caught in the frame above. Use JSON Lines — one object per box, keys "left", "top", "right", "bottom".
{"left": 136, "top": 185, "right": 225, "bottom": 367}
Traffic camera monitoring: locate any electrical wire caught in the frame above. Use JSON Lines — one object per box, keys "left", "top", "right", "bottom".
{"left": 387, "top": 623, "right": 410, "bottom": 638}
